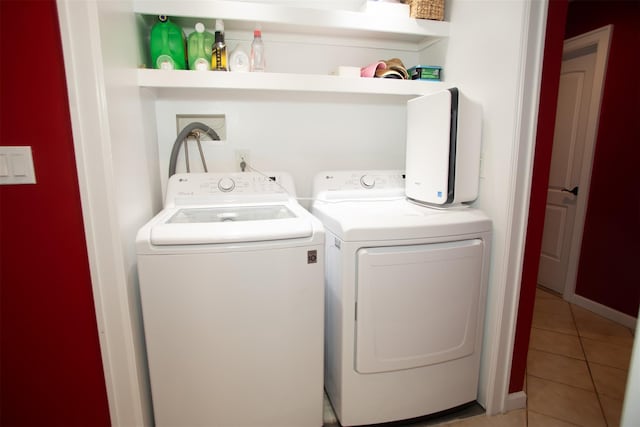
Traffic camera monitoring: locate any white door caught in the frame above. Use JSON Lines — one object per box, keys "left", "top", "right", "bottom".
{"left": 537, "top": 26, "right": 611, "bottom": 295}
{"left": 537, "top": 52, "right": 596, "bottom": 293}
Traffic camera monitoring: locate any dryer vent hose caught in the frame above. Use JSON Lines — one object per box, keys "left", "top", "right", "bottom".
{"left": 168, "top": 122, "right": 221, "bottom": 177}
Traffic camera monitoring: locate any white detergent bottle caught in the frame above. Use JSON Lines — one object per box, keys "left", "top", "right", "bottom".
{"left": 229, "top": 47, "right": 250, "bottom": 72}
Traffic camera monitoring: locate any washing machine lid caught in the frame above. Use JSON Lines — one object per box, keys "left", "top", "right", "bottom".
{"left": 149, "top": 203, "right": 314, "bottom": 245}
{"left": 311, "top": 198, "right": 491, "bottom": 241}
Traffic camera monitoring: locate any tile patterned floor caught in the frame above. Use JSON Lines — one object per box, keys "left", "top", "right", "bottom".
{"left": 526, "top": 287, "right": 634, "bottom": 427}
{"left": 323, "top": 286, "right": 635, "bottom": 426}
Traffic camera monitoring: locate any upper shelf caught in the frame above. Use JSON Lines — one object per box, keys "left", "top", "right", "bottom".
{"left": 133, "top": 0, "right": 450, "bottom": 51}
{"left": 134, "top": 1, "right": 449, "bottom": 99}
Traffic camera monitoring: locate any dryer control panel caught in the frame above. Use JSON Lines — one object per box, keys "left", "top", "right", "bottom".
{"left": 312, "top": 170, "right": 405, "bottom": 199}
{"left": 165, "top": 172, "right": 295, "bottom": 207}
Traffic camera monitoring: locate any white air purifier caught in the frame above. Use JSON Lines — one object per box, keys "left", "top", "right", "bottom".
{"left": 405, "top": 88, "right": 482, "bottom": 206}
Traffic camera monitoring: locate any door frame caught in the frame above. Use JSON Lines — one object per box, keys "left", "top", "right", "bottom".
{"left": 559, "top": 25, "right": 611, "bottom": 301}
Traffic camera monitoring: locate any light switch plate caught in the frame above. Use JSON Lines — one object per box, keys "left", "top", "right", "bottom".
{"left": 0, "top": 146, "right": 36, "bottom": 185}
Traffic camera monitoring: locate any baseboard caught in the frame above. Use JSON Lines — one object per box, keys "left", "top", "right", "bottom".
{"left": 567, "top": 293, "right": 638, "bottom": 330}
{"left": 504, "top": 391, "right": 527, "bottom": 412}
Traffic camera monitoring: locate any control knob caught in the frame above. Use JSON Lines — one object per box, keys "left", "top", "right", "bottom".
{"left": 360, "top": 175, "right": 375, "bottom": 189}
{"left": 217, "top": 177, "right": 236, "bottom": 192}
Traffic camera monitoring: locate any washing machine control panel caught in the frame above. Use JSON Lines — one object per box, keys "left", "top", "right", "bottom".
{"left": 166, "top": 172, "right": 295, "bottom": 206}
{"left": 314, "top": 170, "right": 405, "bottom": 193}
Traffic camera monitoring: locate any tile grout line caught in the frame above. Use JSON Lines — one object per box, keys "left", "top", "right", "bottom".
{"left": 528, "top": 337, "right": 588, "bottom": 362}
{"left": 532, "top": 325, "right": 580, "bottom": 337}
{"left": 569, "top": 303, "right": 610, "bottom": 427}
{"left": 527, "top": 409, "right": 583, "bottom": 427}
{"left": 526, "top": 372, "right": 595, "bottom": 392}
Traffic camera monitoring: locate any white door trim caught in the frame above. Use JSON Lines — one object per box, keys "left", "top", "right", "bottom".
{"left": 561, "top": 25, "right": 612, "bottom": 302}
{"left": 486, "top": 0, "right": 549, "bottom": 415}
{"left": 56, "top": 1, "right": 151, "bottom": 425}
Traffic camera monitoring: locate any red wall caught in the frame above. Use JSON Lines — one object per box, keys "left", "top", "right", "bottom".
{"left": 508, "top": 0, "right": 569, "bottom": 394}
{"left": 566, "top": 0, "right": 640, "bottom": 317}
{"left": 0, "top": 1, "right": 111, "bottom": 425}
{"left": 509, "top": 0, "right": 639, "bottom": 393}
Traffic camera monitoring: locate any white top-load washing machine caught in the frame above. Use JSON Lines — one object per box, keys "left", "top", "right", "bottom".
{"left": 137, "top": 172, "right": 325, "bottom": 427}
{"left": 312, "top": 170, "right": 491, "bottom": 426}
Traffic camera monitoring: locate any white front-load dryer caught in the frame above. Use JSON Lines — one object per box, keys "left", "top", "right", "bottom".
{"left": 312, "top": 170, "right": 492, "bottom": 426}
{"left": 137, "top": 172, "right": 325, "bottom": 427}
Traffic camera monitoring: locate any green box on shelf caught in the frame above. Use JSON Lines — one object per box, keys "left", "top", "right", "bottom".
{"left": 408, "top": 65, "right": 442, "bottom": 81}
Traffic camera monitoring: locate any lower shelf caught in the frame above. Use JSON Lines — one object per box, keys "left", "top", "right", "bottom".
{"left": 137, "top": 69, "right": 446, "bottom": 98}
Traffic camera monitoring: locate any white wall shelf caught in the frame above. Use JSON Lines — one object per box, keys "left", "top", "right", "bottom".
{"left": 135, "top": 0, "right": 449, "bottom": 98}
{"left": 134, "top": 0, "right": 449, "bottom": 51}
{"left": 137, "top": 69, "right": 446, "bottom": 99}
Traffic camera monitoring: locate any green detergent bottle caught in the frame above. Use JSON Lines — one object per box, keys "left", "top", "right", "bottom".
{"left": 150, "top": 15, "right": 187, "bottom": 70}
{"left": 187, "top": 23, "right": 214, "bottom": 71}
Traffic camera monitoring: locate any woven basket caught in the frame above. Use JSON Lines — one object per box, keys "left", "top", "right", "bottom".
{"left": 409, "top": 0, "right": 445, "bottom": 21}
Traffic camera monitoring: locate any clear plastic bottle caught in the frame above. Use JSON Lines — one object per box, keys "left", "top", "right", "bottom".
{"left": 250, "top": 29, "right": 265, "bottom": 72}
